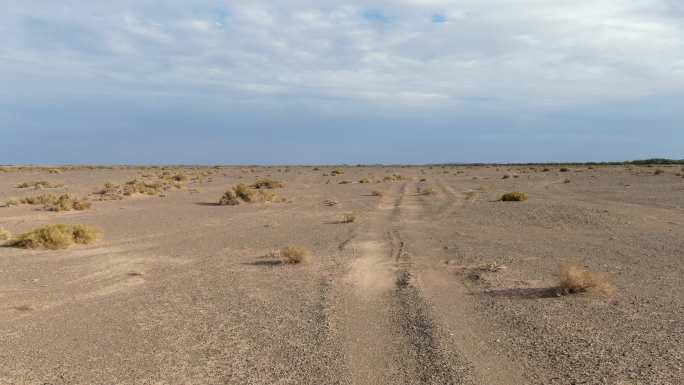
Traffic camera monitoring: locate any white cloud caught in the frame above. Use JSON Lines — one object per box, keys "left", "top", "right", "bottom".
{"left": 1, "top": 0, "right": 683, "bottom": 112}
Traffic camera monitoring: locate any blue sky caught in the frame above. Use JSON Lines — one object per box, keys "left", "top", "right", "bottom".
{"left": 1, "top": 1, "right": 683, "bottom": 164}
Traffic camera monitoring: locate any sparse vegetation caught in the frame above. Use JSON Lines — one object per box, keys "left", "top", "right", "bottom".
{"left": 0, "top": 228, "right": 11, "bottom": 243}
{"left": 330, "top": 169, "right": 344, "bottom": 176}
{"left": 222, "top": 183, "right": 277, "bottom": 204}
{"left": 274, "top": 246, "right": 311, "bottom": 264}
{"left": 500, "top": 192, "right": 528, "bottom": 202}
{"left": 654, "top": 169, "right": 665, "bottom": 175}
{"left": 16, "top": 180, "right": 63, "bottom": 189}
{"left": 218, "top": 190, "right": 239, "bottom": 206}
{"left": 371, "top": 190, "right": 384, "bottom": 197}
{"left": 557, "top": 263, "right": 613, "bottom": 295}
{"left": 340, "top": 212, "right": 357, "bottom": 223}
{"left": 359, "top": 178, "right": 372, "bottom": 184}
{"left": 251, "top": 179, "right": 284, "bottom": 189}
{"left": 7, "top": 224, "right": 100, "bottom": 250}
{"left": 18, "top": 193, "right": 91, "bottom": 211}
{"left": 418, "top": 187, "right": 436, "bottom": 196}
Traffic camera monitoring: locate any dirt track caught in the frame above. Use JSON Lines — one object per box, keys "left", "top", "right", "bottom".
{"left": 1, "top": 166, "right": 682, "bottom": 384}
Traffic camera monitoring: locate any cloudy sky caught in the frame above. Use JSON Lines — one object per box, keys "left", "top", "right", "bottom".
{"left": 1, "top": 1, "right": 683, "bottom": 164}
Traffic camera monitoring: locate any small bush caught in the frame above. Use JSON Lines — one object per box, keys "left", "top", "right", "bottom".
{"left": 8, "top": 224, "right": 100, "bottom": 250}
{"left": 500, "top": 192, "right": 528, "bottom": 202}
{"left": 0, "top": 228, "right": 11, "bottom": 242}
{"left": 330, "top": 169, "right": 344, "bottom": 176}
{"left": 359, "top": 178, "right": 372, "bottom": 184}
{"left": 502, "top": 174, "right": 511, "bottom": 179}
{"left": 251, "top": 179, "right": 284, "bottom": 189}
{"left": 563, "top": 178, "right": 571, "bottom": 184}
{"left": 218, "top": 190, "right": 240, "bottom": 205}
{"left": 16, "top": 181, "right": 63, "bottom": 189}
{"left": 560, "top": 167, "right": 570, "bottom": 172}
{"left": 654, "top": 169, "right": 664, "bottom": 175}
{"left": 418, "top": 187, "right": 436, "bottom": 196}
{"left": 340, "top": 212, "right": 357, "bottom": 223}
{"left": 45, "top": 194, "right": 92, "bottom": 212}
{"left": 558, "top": 263, "right": 613, "bottom": 295}
{"left": 279, "top": 246, "right": 311, "bottom": 264}
{"left": 338, "top": 180, "right": 351, "bottom": 184}
{"left": 371, "top": 190, "right": 384, "bottom": 197}
{"left": 233, "top": 184, "right": 276, "bottom": 203}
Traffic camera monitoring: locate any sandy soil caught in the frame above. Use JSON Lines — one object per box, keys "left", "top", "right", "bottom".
{"left": 0, "top": 165, "right": 682, "bottom": 385}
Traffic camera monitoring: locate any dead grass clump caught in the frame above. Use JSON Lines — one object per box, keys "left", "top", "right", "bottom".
{"left": 371, "top": 190, "right": 384, "bottom": 197}
{"left": 20, "top": 194, "right": 58, "bottom": 205}
{"left": 560, "top": 167, "right": 570, "bottom": 172}
{"left": 383, "top": 174, "right": 406, "bottom": 182}
{"left": 330, "top": 169, "right": 344, "bottom": 176}
{"left": 91, "top": 182, "right": 124, "bottom": 201}
{"left": 500, "top": 192, "right": 528, "bottom": 202}
{"left": 47, "top": 168, "right": 63, "bottom": 174}
{"left": 233, "top": 184, "right": 276, "bottom": 203}
{"left": 45, "top": 194, "right": 92, "bottom": 212}
{"left": 338, "top": 180, "right": 351, "bottom": 184}
{"left": 123, "top": 179, "right": 164, "bottom": 196}
{"left": 340, "top": 212, "right": 357, "bottom": 223}
{"left": 359, "top": 178, "right": 372, "bottom": 184}
{"left": 251, "top": 179, "right": 284, "bottom": 189}
{"left": 16, "top": 181, "right": 63, "bottom": 189}
{"left": 278, "top": 246, "right": 311, "bottom": 264}
{"left": 8, "top": 224, "right": 100, "bottom": 250}
{"left": 218, "top": 190, "right": 240, "bottom": 205}
{"left": 654, "top": 169, "right": 665, "bottom": 175}
{"left": 502, "top": 174, "right": 511, "bottom": 179}
{"left": 418, "top": 187, "right": 436, "bottom": 196}
{"left": 558, "top": 263, "right": 613, "bottom": 295}
{"left": 0, "top": 228, "right": 11, "bottom": 243}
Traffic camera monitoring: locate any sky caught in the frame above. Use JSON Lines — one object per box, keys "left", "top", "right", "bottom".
{"left": 1, "top": 0, "right": 683, "bottom": 165}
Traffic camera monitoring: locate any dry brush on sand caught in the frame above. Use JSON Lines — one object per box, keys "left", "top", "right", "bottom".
{"left": 6, "top": 224, "right": 100, "bottom": 250}
{"left": 218, "top": 184, "right": 277, "bottom": 205}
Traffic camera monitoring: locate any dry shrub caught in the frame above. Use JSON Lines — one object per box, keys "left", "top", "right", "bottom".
{"left": 502, "top": 174, "right": 511, "bottom": 179}
{"left": 340, "top": 212, "right": 357, "bottom": 223}
{"left": 0, "top": 228, "right": 11, "bottom": 242}
{"left": 654, "top": 169, "right": 664, "bottom": 175}
{"left": 359, "top": 178, "right": 372, "bottom": 184}
{"left": 46, "top": 194, "right": 92, "bottom": 212}
{"left": 47, "top": 168, "right": 63, "bottom": 174}
{"left": 558, "top": 263, "right": 613, "bottom": 295}
{"left": 251, "top": 179, "right": 284, "bottom": 189}
{"left": 218, "top": 190, "right": 240, "bottom": 206}
{"left": 371, "top": 190, "right": 384, "bottom": 197}
{"left": 500, "top": 192, "right": 528, "bottom": 202}
{"left": 383, "top": 174, "right": 406, "bottom": 182}
{"left": 418, "top": 187, "right": 436, "bottom": 196}
{"left": 560, "top": 167, "right": 570, "bottom": 172}
{"left": 8, "top": 224, "right": 100, "bottom": 250}
{"left": 20, "top": 194, "right": 58, "bottom": 205}
{"left": 564, "top": 178, "right": 571, "bottom": 184}
{"left": 123, "top": 179, "right": 164, "bottom": 196}
{"left": 330, "top": 169, "right": 344, "bottom": 176}
{"left": 16, "top": 180, "right": 63, "bottom": 189}
{"left": 232, "top": 184, "right": 276, "bottom": 203}
{"left": 278, "top": 246, "right": 311, "bottom": 264}
{"left": 338, "top": 180, "right": 351, "bottom": 184}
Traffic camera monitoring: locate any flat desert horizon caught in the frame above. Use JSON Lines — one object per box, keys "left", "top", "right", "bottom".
{"left": 0, "top": 164, "right": 682, "bottom": 384}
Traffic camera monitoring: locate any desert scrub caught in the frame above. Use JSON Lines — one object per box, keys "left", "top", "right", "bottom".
{"left": 0, "top": 228, "right": 11, "bottom": 243}
{"left": 371, "top": 190, "right": 384, "bottom": 197}
{"left": 359, "top": 178, "right": 372, "bottom": 184}
{"left": 500, "top": 192, "right": 528, "bottom": 202}
{"left": 557, "top": 263, "right": 613, "bottom": 295}
{"left": 418, "top": 187, "right": 436, "bottom": 196}
{"left": 654, "top": 169, "right": 664, "bottom": 175}
{"left": 16, "top": 180, "right": 63, "bottom": 189}
{"left": 278, "top": 246, "right": 311, "bottom": 264}
{"left": 20, "top": 194, "right": 59, "bottom": 205}
{"left": 218, "top": 190, "right": 240, "bottom": 206}
{"left": 8, "top": 224, "right": 100, "bottom": 250}
{"left": 339, "top": 212, "right": 357, "bottom": 223}
{"left": 45, "top": 194, "right": 92, "bottom": 212}
{"left": 330, "top": 169, "right": 344, "bottom": 176}
{"left": 383, "top": 174, "right": 406, "bottom": 182}
{"left": 123, "top": 179, "right": 165, "bottom": 196}
{"left": 232, "top": 184, "right": 276, "bottom": 203}
{"left": 338, "top": 180, "right": 351, "bottom": 184}
{"left": 251, "top": 179, "right": 284, "bottom": 189}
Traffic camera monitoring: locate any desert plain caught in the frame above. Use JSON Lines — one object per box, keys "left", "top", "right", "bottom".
{"left": 0, "top": 165, "right": 682, "bottom": 385}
